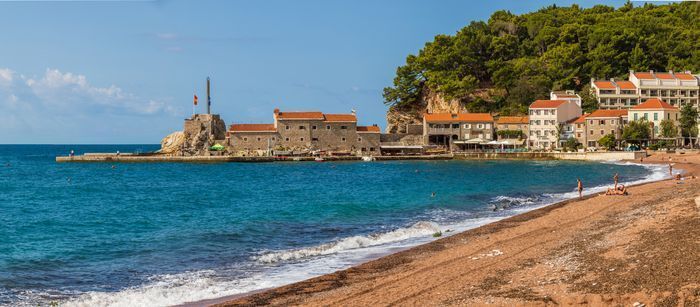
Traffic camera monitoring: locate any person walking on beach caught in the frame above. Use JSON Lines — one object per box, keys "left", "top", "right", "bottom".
{"left": 577, "top": 178, "right": 583, "bottom": 199}
{"left": 613, "top": 173, "right": 619, "bottom": 189}
{"left": 669, "top": 163, "right": 673, "bottom": 176}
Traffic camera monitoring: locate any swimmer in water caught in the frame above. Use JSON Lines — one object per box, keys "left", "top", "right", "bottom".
{"left": 431, "top": 192, "right": 436, "bottom": 198}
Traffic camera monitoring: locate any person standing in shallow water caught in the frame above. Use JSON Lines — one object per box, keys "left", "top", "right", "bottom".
{"left": 613, "top": 173, "right": 619, "bottom": 189}
{"left": 577, "top": 178, "right": 583, "bottom": 199}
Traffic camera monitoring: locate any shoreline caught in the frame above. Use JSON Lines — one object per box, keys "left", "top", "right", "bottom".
{"left": 209, "top": 153, "right": 699, "bottom": 306}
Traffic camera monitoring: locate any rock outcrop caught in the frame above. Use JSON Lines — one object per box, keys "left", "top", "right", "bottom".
{"left": 160, "top": 131, "right": 185, "bottom": 154}
{"left": 160, "top": 114, "right": 227, "bottom": 156}
{"left": 386, "top": 87, "right": 465, "bottom": 133}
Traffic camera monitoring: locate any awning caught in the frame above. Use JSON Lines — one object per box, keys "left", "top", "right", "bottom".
{"left": 210, "top": 143, "right": 225, "bottom": 151}
{"left": 500, "top": 139, "right": 526, "bottom": 146}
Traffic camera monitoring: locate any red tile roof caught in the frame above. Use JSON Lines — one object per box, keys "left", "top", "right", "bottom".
{"left": 634, "top": 72, "right": 655, "bottom": 80}
{"left": 529, "top": 100, "right": 567, "bottom": 109}
{"left": 675, "top": 73, "right": 696, "bottom": 81}
{"left": 588, "top": 109, "right": 628, "bottom": 118}
{"left": 593, "top": 81, "right": 616, "bottom": 89}
{"left": 423, "top": 113, "right": 494, "bottom": 123}
{"left": 323, "top": 114, "right": 357, "bottom": 122}
{"left": 276, "top": 111, "right": 325, "bottom": 120}
{"left": 574, "top": 114, "right": 589, "bottom": 124}
{"left": 229, "top": 124, "right": 277, "bottom": 132}
{"left": 655, "top": 72, "right": 675, "bottom": 80}
{"left": 617, "top": 81, "right": 636, "bottom": 90}
{"left": 631, "top": 98, "right": 678, "bottom": 110}
{"left": 497, "top": 116, "right": 529, "bottom": 124}
{"left": 356, "top": 125, "right": 380, "bottom": 133}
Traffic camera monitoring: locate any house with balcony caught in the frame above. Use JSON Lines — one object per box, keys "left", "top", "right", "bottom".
{"left": 628, "top": 98, "right": 680, "bottom": 139}
{"left": 423, "top": 113, "right": 494, "bottom": 152}
{"left": 528, "top": 100, "right": 582, "bottom": 149}
{"left": 591, "top": 70, "right": 699, "bottom": 110}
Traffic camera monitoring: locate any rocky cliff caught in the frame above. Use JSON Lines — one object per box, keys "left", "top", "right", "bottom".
{"left": 385, "top": 87, "right": 499, "bottom": 133}
{"left": 160, "top": 131, "right": 185, "bottom": 154}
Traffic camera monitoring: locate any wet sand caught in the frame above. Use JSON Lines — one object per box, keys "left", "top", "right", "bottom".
{"left": 214, "top": 152, "right": 700, "bottom": 307}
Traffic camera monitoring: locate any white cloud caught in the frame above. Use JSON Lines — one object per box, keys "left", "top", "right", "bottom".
{"left": 8, "top": 68, "right": 177, "bottom": 116}
{"left": 0, "top": 67, "right": 182, "bottom": 143}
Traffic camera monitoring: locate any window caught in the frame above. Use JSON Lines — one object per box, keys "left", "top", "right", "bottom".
{"left": 477, "top": 124, "right": 484, "bottom": 129}
{"left": 311, "top": 137, "right": 319, "bottom": 141}
{"left": 312, "top": 125, "right": 317, "bottom": 130}
{"left": 358, "top": 137, "right": 362, "bottom": 142}
{"left": 361, "top": 147, "right": 366, "bottom": 151}
{"left": 300, "top": 138, "right": 304, "bottom": 141}
{"left": 326, "top": 125, "right": 331, "bottom": 130}
{"left": 341, "top": 137, "right": 346, "bottom": 142}
{"left": 271, "top": 137, "right": 276, "bottom": 141}
{"left": 285, "top": 126, "right": 290, "bottom": 130}
{"left": 551, "top": 110, "right": 556, "bottom": 115}
{"left": 243, "top": 137, "right": 248, "bottom": 141}
{"left": 577, "top": 133, "right": 582, "bottom": 138}
{"left": 634, "top": 113, "right": 638, "bottom": 120}
{"left": 589, "top": 130, "right": 593, "bottom": 135}
{"left": 257, "top": 137, "right": 261, "bottom": 141}
{"left": 643, "top": 113, "right": 648, "bottom": 119}
{"left": 464, "top": 124, "right": 471, "bottom": 129}
{"left": 340, "top": 126, "right": 348, "bottom": 130}
{"left": 369, "top": 147, "right": 375, "bottom": 152}
{"left": 299, "top": 125, "right": 305, "bottom": 130}
{"left": 452, "top": 124, "right": 459, "bottom": 129}
{"left": 600, "top": 130, "right": 604, "bottom": 135}
{"left": 667, "top": 113, "right": 670, "bottom": 120}
{"left": 285, "top": 137, "right": 290, "bottom": 141}
{"left": 599, "top": 120, "right": 605, "bottom": 125}
{"left": 653, "top": 113, "right": 658, "bottom": 121}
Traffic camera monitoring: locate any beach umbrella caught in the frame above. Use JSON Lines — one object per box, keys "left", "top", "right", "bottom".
{"left": 210, "top": 143, "right": 225, "bottom": 151}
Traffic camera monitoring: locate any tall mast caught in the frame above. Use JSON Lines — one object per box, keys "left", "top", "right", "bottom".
{"left": 206, "top": 77, "right": 211, "bottom": 115}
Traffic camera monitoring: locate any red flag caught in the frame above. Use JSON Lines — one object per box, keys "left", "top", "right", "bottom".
{"left": 194, "top": 94, "right": 198, "bottom": 106}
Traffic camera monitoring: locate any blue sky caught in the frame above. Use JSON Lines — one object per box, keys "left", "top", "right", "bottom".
{"left": 0, "top": 0, "right": 625, "bottom": 144}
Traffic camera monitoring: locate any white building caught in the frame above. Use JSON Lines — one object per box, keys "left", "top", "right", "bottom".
{"left": 591, "top": 70, "right": 699, "bottom": 110}
{"left": 528, "top": 100, "right": 582, "bottom": 149}
{"left": 550, "top": 90, "right": 582, "bottom": 107}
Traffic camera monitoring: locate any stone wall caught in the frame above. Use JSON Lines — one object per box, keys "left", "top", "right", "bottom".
{"left": 181, "top": 114, "right": 226, "bottom": 156}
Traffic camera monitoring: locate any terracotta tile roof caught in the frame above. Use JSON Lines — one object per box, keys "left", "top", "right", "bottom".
{"left": 675, "top": 73, "right": 696, "bottom": 81}
{"left": 593, "top": 81, "right": 616, "bottom": 89}
{"left": 497, "top": 116, "right": 529, "bottom": 124}
{"left": 616, "top": 81, "right": 636, "bottom": 90}
{"left": 588, "top": 109, "right": 628, "bottom": 118}
{"left": 229, "top": 124, "right": 276, "bottom": 132}
{"left": 529, "top": 100, "right": 567, "bottom": 109}
{"left": 423, "top": 113, "right": 494, "bottom": 123}
{"left": 634, "top": 72, "right": 655, "bottom": 80}
{"left": 276, "top": 111, "right": 325, "bottom": 120}
{"left": 323, "top": 114, "right": 357, "bottom": 122}
{"left": 574, "top": 114, "right": 589, "bottom": 124}
{"left": 655, "top": 72, "right": 675, "bottom": 80}
{"left": 631, "top": 98, "right": 678, "bottom": 110}
{"left": 356, "top": 125, "right": 380, "bottom": 133}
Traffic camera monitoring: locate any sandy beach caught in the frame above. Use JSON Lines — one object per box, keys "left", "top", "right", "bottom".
{"left": 215, "top": 152, "right": 700, "bottom": 306}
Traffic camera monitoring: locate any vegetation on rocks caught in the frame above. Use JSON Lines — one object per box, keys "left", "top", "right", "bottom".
{"left": 383, "top": 2, "right": 700, "bottom": 116}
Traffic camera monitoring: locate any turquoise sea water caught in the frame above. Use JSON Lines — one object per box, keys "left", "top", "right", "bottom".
{"left": 0, "top": 145, "right": 665, "bottom": 306}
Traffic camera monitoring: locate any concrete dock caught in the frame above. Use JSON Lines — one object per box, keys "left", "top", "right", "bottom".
{"left": 56, "top": 151, "right": 646, "bottom": 163}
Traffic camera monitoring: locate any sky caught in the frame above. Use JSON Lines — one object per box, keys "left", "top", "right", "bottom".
{"left": 0, "top": 0, "right": 627, "bottom": 144}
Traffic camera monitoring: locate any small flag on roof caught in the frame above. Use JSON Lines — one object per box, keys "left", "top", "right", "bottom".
{"left": 194, "top": 94, "right": 198, "bottom": 106}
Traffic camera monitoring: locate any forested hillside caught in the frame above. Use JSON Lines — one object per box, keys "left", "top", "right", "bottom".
{"left": 383, "top": 2, "right": 699, "bottom": 132}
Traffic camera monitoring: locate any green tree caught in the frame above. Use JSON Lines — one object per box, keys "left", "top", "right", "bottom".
{"left": 679, "top": 104, "right": 699, "bottom": 142}
{"left": 622, "top": 119, "right": 651, "bottom": 144}
{"left": 598, "top": 133, "right": 617, "bottom": 150}
{"left": 563, "top": 137, "right": 580, "bottom": 152}
{"left": 659, "top": 119, "right": 678, "bottom": 138}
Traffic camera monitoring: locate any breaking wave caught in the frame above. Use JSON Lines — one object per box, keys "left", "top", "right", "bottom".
{"left": 255, "top": 221, "right": 441, "bottom": 264}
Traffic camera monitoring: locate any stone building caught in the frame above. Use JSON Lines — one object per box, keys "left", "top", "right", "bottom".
{"left": 591, "top": 70, "right": 699, "bottom": 109}
{"left": 579, "top": 109, "right": 628, "bottom": 149}
{"left": 495, "top": 116, "right": 528, "bottom": 147}
{"left": 528, "top": 100, "right": 582, "bottom": 149}
{"left": 550, "top": 90, "right": 582, "bottom": 107}
{"left": 628, "top": 98, "right": 680, "bottom": 138}
{"left": 422, "top": 113, "right": 494, "bottom": 151}
{"left": 226, "top": 109, "right": 381, "bottom": 156}
{"left": 181, "top": 114, "right": 227, "bottom": 156}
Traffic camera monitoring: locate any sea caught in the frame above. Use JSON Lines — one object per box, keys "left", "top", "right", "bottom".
{"left": 0, "top": 145, "right": 668, "bottom": 307}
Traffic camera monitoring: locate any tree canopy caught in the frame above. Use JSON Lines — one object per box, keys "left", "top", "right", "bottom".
{"left": 622, "top": 119, "right": 652, "bottom": 144}
{"left": 383, "top": 2, "right": 700, "bottom": 115}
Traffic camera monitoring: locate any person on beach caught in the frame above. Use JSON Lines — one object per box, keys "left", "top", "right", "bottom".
{"left": 669, "top": 163, "right": 673, "bottom": 176}
{"left": 613, "top": 173, "right": 619, "bottom": 189}
{"left": 577, "top": 178, "right": 583, "bottom": 199}
{"left": 605, "top": 185, "right": 627, "bottom": 196}
{"left": 70, "top": 149, "right": 74, "bottom": 157}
